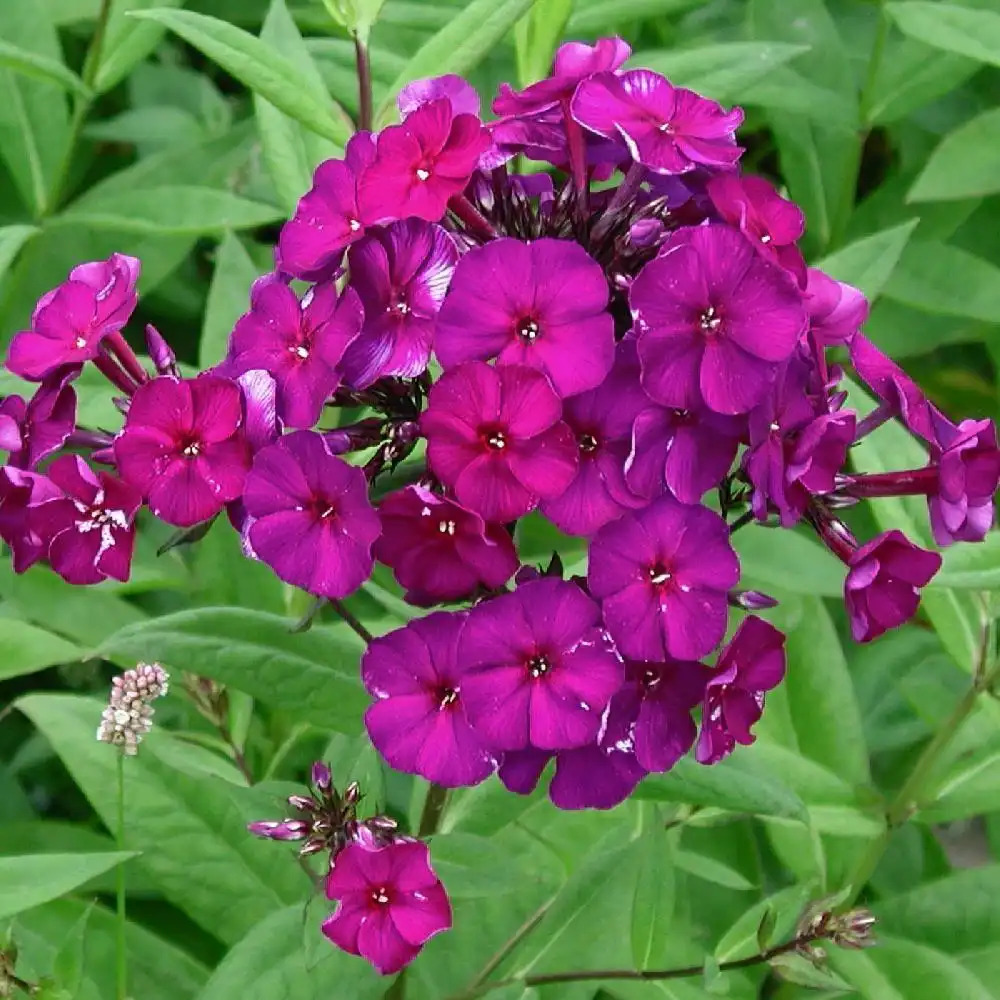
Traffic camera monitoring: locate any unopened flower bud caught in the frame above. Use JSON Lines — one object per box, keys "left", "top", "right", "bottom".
{"left": 831, "top": 908, "right": 876, "bottom": 949}
{"left": 729, "top": 589, "right": 779, "bottom": 610}
{"left": 287, "top": 795, "right": 317, "bottom": 813}
{"left": 343, "top": 781, "right": 360, "bottom": 804}
{"left": 247, "top": 819, "right": 309, "bottom": 841}
{"left": 299, "top": 838, "right": 327, "bottom": 857}
{"left": 145, "top": 324, "right": 178, "bottom": 376}
{"left": 311, "top": 761, "right": 333, "bottom": 792}
{"left": 97, "top": 662, "right": 169, "bottom": 755}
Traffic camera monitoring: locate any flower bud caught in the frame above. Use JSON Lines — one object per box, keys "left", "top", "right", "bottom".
{"left": 145, "top": 324, "right": 178, "bottom": 376}
{"left": 311, "top": 761, "right": 333, "bottom": 792}
{"left": 247, "top": 819, "right": 309, "bottom": 842}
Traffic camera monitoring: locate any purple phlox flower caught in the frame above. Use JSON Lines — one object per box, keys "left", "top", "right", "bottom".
{"left": 0, "top": 467, "right": 61, "bottom": 572}
{"left": 707, "top": 173, "right": 806, "bottom": 285}
{"left": 571, "top": 69, "right": 744, "bottom": 174}
{"left": 435, "top": 237, "right": 615, "bottom": 398}
{"left": 323, "top": 839, "right": 452, "bottom": 976}
{"left": 28, "top": 455, "right": 140, "bottom": 585}
{"left": 277, "top": 132, "right": 376, "bottom": 282}
{"left": 242, "top": 430, "right": 380, "bottom": 598}
{"left": 805, "top": 268, "right": 867, "bottom": 349}
{"left": 850, "top": 333, "right": 935, "bottom": 443}
{"left": 844, "top": 529, "right": 942, "bottom": 643}
{"left": 786, "top": 410, "right": 856, "bottom": 499}
{"left": 696, "top": 615, "right": 786, "bottom": 764}
{"left": 421, "top": 362, "right": 578, "bottom": 523}
{"left": 928, "top": 411, "right": 1000, "bottom": 546}
{"left": 399, "top": 74, "right": 480, "bottom": 118}
{"left": 626, "top": 403, "right": 744, "bottom": 505}
{"left": 341, "top": 220, "right": 457, "bottom": 388}
{"left": 374, "top": 485, "right": 518, "bottom": 605}
{"left": 630, "top": 223, "right": 807, "bottom": 415}
{"left": 234, "top": 369, "right": 280, "bottom": 454}
{"left": 539, "top": 341, "right": 650, "bottom": 535}
{"left": 493, "top": 36, "right": 631, "bottom": 116}
{"left": 588, "top": 494, "right": 740, "bottom": 661}
{"left": 357, "top": 99, "right": 490, "bottom": 226}
{"left": 227, "top": 275, "right": 363, "bottom": 430}
{"left": 363, "top": 611, "right": 496, "bottom": 787}
{"left": 0, "top": 372, "right": 77, "bottom": 469}
{"left": 7, "top": 253, "right": 140, "bottom": 380}
{"left": 114, "top": 375, "right": 251, "bottom": 527}
{"left": 459, "top": 577, "right": 623, "bottom": 751}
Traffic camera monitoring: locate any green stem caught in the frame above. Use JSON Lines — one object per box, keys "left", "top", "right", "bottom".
{"left": 116, "top": 753, "right": 128, "bottom": 1000}
{"left": 353, "top": 32, "right": 373, "bottom": 132}
{"left": 417, "top": 782, "right": 449, "bottom": 838}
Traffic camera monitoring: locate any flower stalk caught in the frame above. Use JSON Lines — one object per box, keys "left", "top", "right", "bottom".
{"left": 115, "top": 753, "right": 128, "bottom": 1000}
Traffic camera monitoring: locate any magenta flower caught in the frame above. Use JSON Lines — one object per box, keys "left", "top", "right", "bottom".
{"left": 435, "top": 238, "right": 614, "bottom": 397}
{"left": 7, "top": 253, "right": 140, "bottom": 380}
{"left": 588, "top": 495, "right": 739, "bottom": 661}
{"left": 357, "top": 99, "right": 489, "bottom": 225}
{"left": 422, "top": 362, "right": 578, "bottom": 523}
{"left": 399, "top": 75, "right": 480, "bottom": 118}
{"left": 362, "top": 612, "right": 496, "bottom": 787}
{"left": 227, "top": 276, "right": 363, "bottom": 429}
{"left": 114, "top": 375, "right": 250, "bottom": 527}
{"left": 572, "top": 69, "right": 743, "bottom": 174}
{"left": 696, "top": 616, "right": 786, "bottom": 764}
{"left": 785, "top": 410, "right": 856, "bottom": 501}
{"left": 539, "top": 341, "right": 649, "bottom": 535}
{"left": 630, "top": 224, "right": 806, "bottom": 414}
{"left": 0, "top": 468, "right": 62, "bottom": 572}
{"left": 323, "top": 840, "right": 452, "bottom": 975}
{"left": 341, "top": 220, "right": 457, "bottom": 388}
{"left": 234, "top": 369, "right": 280, "bottom": 454}
{"left": 459, "top": 578, "right": 623, "bottom": 751}
{"left": 277, "top": 133, "right": 375, "bottom": 282}
{"left": 493, "top": 36, "right": 631, "bottom": 115}
{"left": 804, "top": 268, "right": 867, "bottom": 349}
{"left": 844, "top": 530, "right": 942, "bottom": 643}
{"left": 374, "top": 485, "right": 518, "bottom": 605}
{"left": 0, "top": 373, "right": 77, "bottom": 470}
{"left": 242, "top": 430, "right": 380, "bottom": 599}
{"left": 28, "top": 456, "right": 140, "bottom": 585}
{"left": 707, "top": 173, "right": 806, "bottom": 285}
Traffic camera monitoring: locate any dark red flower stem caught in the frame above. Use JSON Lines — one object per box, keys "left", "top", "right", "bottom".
{"left": 104, "top": 331, "right": 149, "bottom": 386}
{"left": 853, "top": 400, "right": 895, "bottom": 441}
{"left": 561, "top": 98, "right": 589, "bottom": 220}
{"left": 448, "top": 195, "right": 498, "bottom": 241}
{"left": 806, "top": 503, "right": 857, "bottom": 563}
{"left": 329, "top": 598, "right": 374, "bottom": 644}
{"left": 66, "top": 427, "right": 114, "bottom": 449}
{"left": 353, "top": 33, "right": 373, "bottom": 132}
{"left": 93, "top": 352, "right": 140, "bottom": 396}
{"left": 844, "top": 467, "right": 937, "bottom": 499}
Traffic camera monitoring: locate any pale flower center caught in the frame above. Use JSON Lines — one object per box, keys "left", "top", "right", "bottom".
{"left": 699, "top": 306, "right": 722, "bottom": 333}
{"left": 371, "top": 887, "right": 391, "bottom": 905}
{"left": 415, "top": 168, "right": 430, "bottom": 181}
{"left": 517, "top": 319, "right": 540, "bottom": 342}
{"left": 528, "top": 655, "right": 551, "bottom": 678}
{"left": 438, "top": 519, "right": 457, "bottom": 536}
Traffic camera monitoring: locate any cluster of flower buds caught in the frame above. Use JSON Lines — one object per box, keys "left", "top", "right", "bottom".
{"left": 96, "top": 662, "right": 169, "bottom": 755}
{"left": 249, "top": 762, "right": 451, "bottom": 974}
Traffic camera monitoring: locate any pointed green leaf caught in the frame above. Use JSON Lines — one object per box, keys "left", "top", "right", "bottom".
{"left": 94, "top": 0, "right": 185, "bottom": 94}
{"left": 0, "top": 39, "right": 88, "bottom": 96}
{"left": 813, "top": 220, "right": 919, "bottom": 300}
{"left": 887, "top": 2, "right": 1000, "bottom": 68}
{"left": 515, "top": 0, "right": 572, "bottom": 88}
{"left": 630, "top": 824, "right": 674, "bottom": 970}
{"left": 0, "top": 620, "right": 81, "bottom": 680}
{"left": 909, "top": 108, "right": 1000, "bottom": 203}
{"left": 199, "top": 232, "right": 258, "bottom": 369}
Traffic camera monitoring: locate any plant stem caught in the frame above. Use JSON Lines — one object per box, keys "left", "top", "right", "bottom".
{"left": 417, "top": 781, "right": 449, "bottom": 837}
{"left": 115, "top": 753, "right": 128, "bottom": 1000}
{"left": 354, "top": 33, "right": 373, "bottom": 132}
{"left": 329, "top": 599, "right": 374, "bottom": 644}
{"left": 219, "top": 721, "right": 254, "bottom": 784}
{"left": 467, "top": 899, "right": 553, "bottom": 989}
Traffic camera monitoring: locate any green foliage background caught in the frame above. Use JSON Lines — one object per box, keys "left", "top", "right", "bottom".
{"left": 2, "top": 1, "right": 1000, "bottom": 998}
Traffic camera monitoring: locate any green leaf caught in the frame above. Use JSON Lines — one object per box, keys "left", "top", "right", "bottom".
{"left": 0, "top": 39, "right": 88, "bottom": 96}
{"left": 376, "top": 0, "right": 536, "bottom": 123}
{"left": 128, "top": 8, "right": 351, "bottom": 144}
{"left": 714, "top": 884, "right": 813, "bottom": 962}
{"left": 0, "top": 620, "right": 81, "bottom": 680}
{"left": 908, "top": 108, "right": 1000, "bottom": 203}
{"left": 429, "top": 833, "right": 525, "bottom": 899}
{"left": 199, "top": 232, "right": 258, "bottom": 368}
{"left": 630, "top": 823, "right": 674, "bottom": 970}
{"left": 54, "top": 186, "right": 283, "bottom": 235}
{"left": 887, "top": 2, "right": 1000, "bottom": 69}
{"left": 856, "top": 936, "right": 994, "bottom": 1000}
{"left": 515, "top": 0, "right": 572, "bottom": 88}
{"left": 96, "top": 607, "right": 367, "bottom": 732}
{"left": 51, "top": 902, "right": 93, "bottom": 999}
{"left": 0, "top": 224, "right": 38, "bottom": 279}
{"left": 813, "top": 220, "right": 920, "bottom": 300}
{"left": 18, "top": 693, "right": 309, "bottom": 944}
{"left": 733, "top": 525, "right": 846, "bottom": 597}
{"left": 255, "top": 0, "right": 342, "bottom": 214}
{"left": 674, "top": 849, "right": 755, "bottom": 891}
{"left": 568, "top": 0, "right": 704, "bottom": 33}
{"left": 0, "top": 852, "right": 137, "bottom": 921}
{"left": 936, "top": 534, "right": 1000, "bottom": 590}
{"left": 95, "top": 0, "right": 185, "bottom": 94}
{"left": 633, "top": 42, "right": 809, "bottom": 104}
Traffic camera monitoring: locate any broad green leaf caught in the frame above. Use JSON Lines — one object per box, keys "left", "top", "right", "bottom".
{"left": 199, "top": 232, "right": 258, "bottom": 368}
{"left": 741, "top": 68, "right": 856, "bottom": 127}
{"left": 515, "top": 0, "right": 572, "bottom": 88}
{"left": 733, "top": 524, "right": 845, "bottom": 598}
{"left": 18, "top": 693, "right": 309, "bottom": 944}
{"left": 0, "top": 620, "right": 81, "bottom": 680}
{"left": 377, "top": 0, "right": 536, "bottom": 123}
{"left": 97, "top": 607, "right": 367, "bottom": 732}
{"left": 129, "top": 8, "right": 351, "bottom": 144}
{"left": 909, "top": 109, "right": 1000, "bottom": 203}
{"left": 430, "top": 833, "right": 525, "bottom": 899}
{"left": 255, "top": 0, "right": 342, "bottom": 214}
{"left": 634, "top": 43, "right": 809, "bottom": 104}
{"left": 54, "top": 186, "right": 283, "bottom": 235}
{"left": 674, "top": 849, "right": 755, "bottom": 891}
{"left": 0, "top": 852, "right": 137, "bottom": 921}
{"left": 95, "top": 0, "right": 185, "bottom": 94}
{"left": 714, "top": 884, "right": 813, "bottom": 962}
{"left": 918, "top": 744, "right": 1000, "bottom": 824}
{"left": 630, "top": 822, "right": 674, "bottom": 970}
{"left": 857, "top": 936, "right": 994, "bottom": 1000}
{"left": 0, "top": 39, "right": 88, "bottom": 96}
{"left": 936, "top": 534, "right": 1000, "bottom": 590}
{"left": 0, "top": 224, "right": 38, "bottom": 279}
{"left": 568, "top": 0, "right": 705, "bottom": 33}
{"left": 197, "top": 905, "right": 385, "bottom": 1000}
{"left": 887, "top": 2, "right": 1000, "bottom": 68}
{"left": 827, "top": 948, "right": 906, "bottom": 1000}
{"left": 813, "top": 220, "right": 919, "bottom": 300}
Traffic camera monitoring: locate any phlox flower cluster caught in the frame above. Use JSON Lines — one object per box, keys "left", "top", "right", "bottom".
{"left": 4, "top": 36, "right": 999, "bottom": 976}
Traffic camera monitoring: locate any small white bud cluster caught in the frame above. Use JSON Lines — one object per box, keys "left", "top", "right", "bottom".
{"left": 96, "top": 662, "right": 170, "bottom": 755}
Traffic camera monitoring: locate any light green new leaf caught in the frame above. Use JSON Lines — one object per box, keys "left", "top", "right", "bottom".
{"left": 936, "top": 534, "right": 1000, "bottom": 591}
{"left": 714, "top": 884, "right": 814, "bottom": 962}
{"left": 0, "top": 620, "right": 81, "bottom": 680}
{"left": 95, "top": 0, "right": 185, "bottom": 94}
{"left": 0, "top": 852, "right": 137, "bottom": 922}
{"left": 0, "top": 224, "right": 38, "bottom": 280}
{"left": 887, "top": 2, "right": 1000, "bottom": 69}
{"left": 18, "top": 693, "right": 309, "bottom": 944}
{"left": 0, "top": 39, "right": 88, "bottom": 96}
{"left": 97, "top": 607, "right": 368, "bottom": 732}
{"left": 515, "top": 0, "right": 572, "bottom": 88}
{"left": 128, "top": 8, "right": 351, "bottom": 145}
{"left": 377, "top": 0, "right": 536, "bottom": 123}
{"left": 54, "top": 186, "right": 284, "bottom": 235}
{"left": 909, "top": 109, "right": 1000, "bottom": 203}
{"left": 674, "top": 849, "right": 755, "bottom": 891}
{"left": 813, "top": 220, "right": 919, "bottom": 300}
{"left": 199, "top": 232, "right": 258, "bottom": 369}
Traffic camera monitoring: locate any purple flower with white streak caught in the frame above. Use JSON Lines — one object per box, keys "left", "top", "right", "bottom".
{"left": 341, "top": 220, "right": 457, "bottom": 388}
{"left": 399, "top": 75, "right": 480, "bottom": 118}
